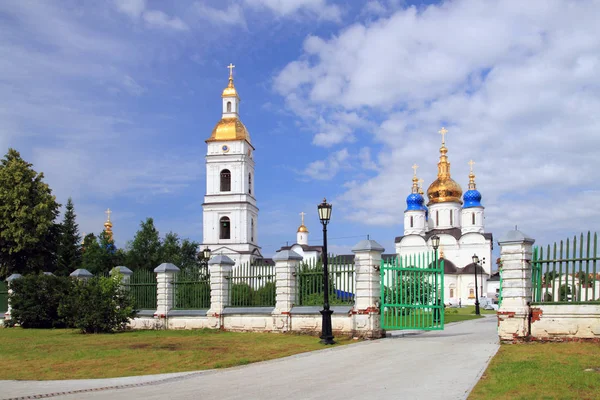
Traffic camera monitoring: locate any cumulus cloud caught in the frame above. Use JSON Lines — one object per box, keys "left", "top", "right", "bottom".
{"left": 276, "top": 0, "right": 600, "bottom": 244}
{"left": 244, "top": 0, "right": 342, "bottom": 22}
{"left": 114, "top": 0, "right": 189, "bottom": 31}
{"left": 193, "top": 3, "right": 247, "bottom": 27}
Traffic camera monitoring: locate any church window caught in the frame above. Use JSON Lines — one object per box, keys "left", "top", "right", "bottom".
{"left": 469, "top": 288, "right": 474, "bottom": 299}
{"left": 227, "top": 101, "right": 232, "bottom": 112}
{"left": 435, "top": 211, "right": 439, "bottom": 227}
{"left": 449, "top": 210, "right": 453, "bottom": 225}
{"left": 472, "top": 212, "right": 475, "bottom": 225}
{"left": 450, "top": 288, "right": 454, "bottom": 298}
{"left": 251, "top": 218, "right": 254, "bottom": 242}
{"left": 410, "top": 216, "right": 414, "bottom": 228}
{"left": 220, "top": 169, "right": 231, "bottom": 192}
{"left": 220, "top": 217, "right": 231, "bottom": 239}
{"left": 248, "top": 173, "right": 252, "bottom": 194}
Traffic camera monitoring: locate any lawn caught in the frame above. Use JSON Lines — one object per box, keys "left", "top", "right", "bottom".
{"left": 469, "top": 342, "right": 600, "bottom": 400}
{"left": 0, "top": 328, "right": 354, "bottom": 380}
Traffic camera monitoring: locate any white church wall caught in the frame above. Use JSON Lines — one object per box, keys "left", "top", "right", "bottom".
{"left": 427, "top": 202, "right": 462, "bottom": 230}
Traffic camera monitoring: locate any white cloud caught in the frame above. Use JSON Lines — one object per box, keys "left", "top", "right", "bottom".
{"left": 302, "top": 148, "right": 350, "bottom": 180}
{"left": 276, "top": 0, "right": 600, "bottom": 243}
{"left": 114, "top": 0, "right": 146, "bottom": 19}
{"left": 193, "top": 3, "right": 247, "bottom": 27}
{"left": 114, "top": 0, "right": 189, "bottom": 31}
{"left": 244, "top": 0, "right": 342, "bottom": 22}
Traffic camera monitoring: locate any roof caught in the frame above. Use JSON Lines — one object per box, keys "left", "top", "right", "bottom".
{"left": 395, "top": 230, "right": 494, "bottom": 248}
{"left": 278, "top": 244, "right": 323, "bottom": 252}
{"left": 459, "top": 263, "right": 486, "bottom": 275}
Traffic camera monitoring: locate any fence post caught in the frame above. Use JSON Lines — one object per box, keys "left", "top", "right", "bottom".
{"left": 351, "top": 239, "right": 385, "bottom": 338}
{"left": 272, "top": 250, "right": 302, "bottom": 331}
{"left": 207, "top": 255, "right": 235, "bottom": 329}
{"left": 154, "top": 263, "right": 180, "bottom": 326}
{"left": 110, "top": 266, "right": 133, "bottom": 285}
{"left": 497, "top": 229, "right": 535, "bottom": 342}
{"left": 4, "top": 274, "right": 22, "bottom": 320}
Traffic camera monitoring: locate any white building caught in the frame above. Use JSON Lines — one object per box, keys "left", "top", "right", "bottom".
{"left": 395, "top": 129, "right": 493, "bottom": 306}
{"left": 201, "top": 66, "right": 261, "bottom": 265}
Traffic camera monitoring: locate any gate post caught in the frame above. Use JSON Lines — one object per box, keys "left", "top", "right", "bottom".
{"left": 4, "top": 274, "right": 22, "bottom": 320}
{"left": 207, "top": 255, "right": 235, "bottom": 330}
{"left": 272, "top": 250, "right": 302, "bottom": 332}
{"left": 111, "top": 266, "right": 133, "bottom": 285}
{"left": 351, "top": 239, "right": 385, "bottom": 338}
{"left": 154, "top": 263, "right": 180, "bottom": 328}
{"left": 497, "top": 229, "right": 535, "bottom": 342}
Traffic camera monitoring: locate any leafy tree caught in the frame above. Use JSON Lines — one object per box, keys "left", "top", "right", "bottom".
{"left": 179, "top": 238, "right": 200, "bottom": 271}
{"left": 81, "top": 232, "right": 120, "bottom": 275}
{"left": 56, "top": 198, "right": 82, "bottom": 276}
{"left": 160, "top": 232, "right": 200, "bottom": 272}
{"left": 126, "top": 218, "right": 162, "bottom": 271}
{"left": 543, "top": 271, "right": 559, "bottom": 284}
{"left": 0, "top": 149, "right": 60, "bottom": 278}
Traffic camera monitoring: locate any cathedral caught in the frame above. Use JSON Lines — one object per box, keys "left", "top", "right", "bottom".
{"left": 394, "top": 128, "right": 493, "bottom": 306}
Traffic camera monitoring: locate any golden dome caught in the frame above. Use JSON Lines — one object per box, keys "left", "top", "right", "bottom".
{"left": 222, "top": 77, "right": 239, "bottom": 98}
{"left": 297, "top": 224, "right": 308, "bottom": 233}
{"left": 207, "top": 118, "right": 252, "bottom": 143}
{"left": 427, "top": 132, "right": 463, "bottom": 205}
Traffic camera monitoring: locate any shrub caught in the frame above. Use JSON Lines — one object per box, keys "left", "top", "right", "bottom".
{"left": 230, "top": 283, "right": 253, "bottom": 306}
{"left": 8, "top": 274, "right": 74, "bottom": 328}
{"left": 59, "top": 275, "right": 137, "bottom": 333}
{"left": 252, "top": 281, "right": 276, "bottom": 306}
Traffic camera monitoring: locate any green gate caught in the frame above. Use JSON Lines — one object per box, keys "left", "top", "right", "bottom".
{"left": 381, "top": 252, "right": 444, "bottom": 330}
{"left": 0, "top": 281, "right": 8, "bottom": 315}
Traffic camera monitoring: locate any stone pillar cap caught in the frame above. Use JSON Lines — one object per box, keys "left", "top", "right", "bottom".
{"left": 42, "top": 272, "right": 54, "bottom": 276}
{"left": 111, "top": 266, "right": 133, "bottom": 276}
{"left": 352, "top": 239, "right": 385, "bottom": 253}
{"left": 154, "top": 263, "right": 181, "bottom": 273}
{"left": 273, "top": 249, "right": 303, "bottom": 261}
{"left": 70, "top": 269, "right": 93, "bottom": 278}
{"left": 498, "top": 229, "right": 535, "bottom": 245}
{"left": 6, "top": 273, "right": 23, "bottom": 282}
{"left": 208, "top": 255, "right": 235, "bottom": 266}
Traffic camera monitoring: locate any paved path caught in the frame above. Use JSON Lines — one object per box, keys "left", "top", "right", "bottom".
{"left": 1, "top": 316, "right": 499, "bottom": 400}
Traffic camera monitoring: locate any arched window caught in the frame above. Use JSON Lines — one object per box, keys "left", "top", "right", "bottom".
{"left": 227, "top": 101, "right": 232, "bottom": 112}
{"left": 220, "top": 217, "right": 230, "bottom": 239}
{"left": 472, "top": 212, "right": 475, "bottom": 225}
{"left": 410, "top": 216, "right": 414, "bottom": 228}
{"left": 449, "top": 210, "right": 453, "bottom": 225}
{"left": 450, "top": 288, "right": 454, "bottom": 298}
{"left": 220, "top": 169, "right": 231, "bottom": 192}
{"left": 436, "top": 211, "right": 439, "bottom": 227}
{"left": 248, "top": 173, "right": 252, "bottom": 194}
{"left": 469, "top": 288, "right": 475, "bottom": 299}
{"left": 251, "top": 218, "right": 254, "bottom": 242}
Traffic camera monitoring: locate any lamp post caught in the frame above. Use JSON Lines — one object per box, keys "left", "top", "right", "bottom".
{"left": 472, "top": 254, "right": 481, "bottom": 315}
{"left": 431, "top": 235, "right": 441, "bottom": 323}
{"left": 318, "top": 198, "right": 334, "bottom": 345}
{"left": 199, "top": 247, "right": 211, "bottom": 278}
{"left": 480, "top": 257, "right": 485, "bottom": 297}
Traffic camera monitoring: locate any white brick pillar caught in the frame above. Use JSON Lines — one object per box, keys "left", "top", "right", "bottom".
{"left": 4, "top": 273, "right": 22, "bottom": 320}
{"left": 69, "top": 268, "right": 93, "bottom": 280}
{"left": 207, "top": 255, "right": 235, "bottom": 329}
{"left": 351, "top": 239, "right": 385, "bottom": 339}
{"left": 272, "top": 250, "right": 302, "bottom": 331}
{"left": 154, "top": 263, "right": 180, "bottom": 321}
{"left": 110, "top": 266, "right": 133, "bottom": 285}
{"left": 497, "top": 230, "right": 535, "bottom": 342}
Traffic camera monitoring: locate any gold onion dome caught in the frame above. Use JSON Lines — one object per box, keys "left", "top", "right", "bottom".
{"left": 427, "top": 128, "right": 463, "bottom": 205}
{"left": 297, "top": 212, "right": 309, "bottom": 233}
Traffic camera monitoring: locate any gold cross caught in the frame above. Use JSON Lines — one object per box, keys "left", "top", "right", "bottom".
{"left": 468, "top": 159, "right": 475, "bottom": 173}
{"left": 105, "top": 208, "right": 112, "bottom": 222}
{"left": 418, "top": 178, "right": 424, "bottom": 187}
{"left": 227, "top": 63, "right": 235, "bottom": 78}
{"left": 300, "top": 211, "right": 305, "bottom": 225}
{"left": 438, "top": 127, "right": 448, "bottom": 145}
{"left": 412, "top": 163, "right": 418, "bottom": 177}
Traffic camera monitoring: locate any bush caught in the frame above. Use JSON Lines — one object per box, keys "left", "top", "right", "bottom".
{"left": 252, "top": 281, "right": 276, "bottom": 306}
{"left": 8, "top": 274, "right": 74, "bottom": 328}
{"left": 230, "top": 283, "right": 253, "bottom": 306}
{"left": 59, "top": 275, "right": 137, "bottom": 333}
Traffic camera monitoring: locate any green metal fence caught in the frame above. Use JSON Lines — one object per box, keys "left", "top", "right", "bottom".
{"left": 127, "top": 269, "right": 157, "bottom": 310}
{"left": 532, "top": 231, "right": 599, "bottom": 303}
{"left": 380, "top": 252, "right": 444, "bottom": 330}
{"left": 228, "top": 261, "right": 276, "bottom": 307}
{"left": 173, "top": 269, "right": 211, "bottom": 309}
{"left": 0, "top": 281, "right": 8, "bottom": 314}
{"left": 296, "top": 256, "right": 355, "bottom": 306}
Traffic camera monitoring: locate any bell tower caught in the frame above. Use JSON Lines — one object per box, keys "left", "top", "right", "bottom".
{"left": 201, "top": 64, "right": 261, "bottom": 264}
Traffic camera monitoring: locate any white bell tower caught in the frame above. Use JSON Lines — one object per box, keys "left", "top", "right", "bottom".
{"left": 202, "top": 64, "right": 261, "bottom": 264}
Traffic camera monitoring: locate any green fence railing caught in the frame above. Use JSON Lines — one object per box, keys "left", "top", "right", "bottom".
{"left": 173, "top": 269, "right": 210, "bottom": 309}
{"left": 296, "top": 255, "right": 355, "bottom": 306}
{"left": 228, "top": 261, "right": 276, "bottom": 307}
{"left": 532, "top": 231, "right": 599, "bottom": 303}
{"left": 127, "top": 269, "right": 157, "bottom": 310}
{"left": 0, "top": 281, "right": 8, "bottom": 314}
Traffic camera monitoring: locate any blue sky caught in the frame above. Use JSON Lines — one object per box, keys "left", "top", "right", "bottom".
{"left": 2, "top": 0, "right": 599, "bottom": 265}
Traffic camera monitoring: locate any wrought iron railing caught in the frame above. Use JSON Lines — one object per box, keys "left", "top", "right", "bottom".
{"left": 173, "top": 269, "right": 210, "bottom": 309}
{"left": 227, "top": 261, "right": 276, "bottom": 307}
{"left": 126, "top": 269, "right": 157, "bottom": 310}
{"left": 0, "top": 281, "right": 8, "bottom": 314}
{"left": 296, "top": 255, "right": 355, "bottom": 306}
{"left": 532, "top": 231, "right": 599, "bottom": 303}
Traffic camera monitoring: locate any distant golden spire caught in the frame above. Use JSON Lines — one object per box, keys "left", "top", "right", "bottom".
{"left": 468, "top": 160, "right": 477, "bottom": 190}
{"left": 222, "top": 63, "right": 238, "bottom": 98}
{"left": 297, "top": 211, "right": 308, "bottom": 233}
{"left": 426, "top": 127, "right": 463, "bottom": 205}
{"left": 418, "top": 178, "right": 424, "bottom": 195}
{"left": 104, "top": 208, "right": 113, "bottom": 241}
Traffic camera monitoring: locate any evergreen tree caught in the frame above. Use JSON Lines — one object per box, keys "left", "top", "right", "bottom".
{"left": 81, "top": 233, "right": 102, "bottom": 275}
{"left": 0, "top": 149, "right": 60, "bottom": 278}
{"left": 56, "top": 197, "right": 82, "bottom": 276}
{"left": 126, "top": 218, "right": 162, "bottom": 271}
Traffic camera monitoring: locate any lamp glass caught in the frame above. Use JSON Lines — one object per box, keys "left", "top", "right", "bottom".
{"left": 318, "top": 199, "right": 332, "bottom": 223}
{"left": 472, "top": 254, "right": 479, "bottom": 265}
{"left": 203, "top": 247, "right": 211, "bottom": 260}
{"left": 431, "top": 235, "right": 440, "bottom": 250}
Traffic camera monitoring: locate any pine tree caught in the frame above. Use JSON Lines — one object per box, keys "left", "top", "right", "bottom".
{"left": 0, "top": 149, "right": 60, "bottom": 278}
{"left": 126, "top": 218, "right": 162, "bottom": 271}
{"left": 56, "top": 198, "right": 82, "bottom": 276}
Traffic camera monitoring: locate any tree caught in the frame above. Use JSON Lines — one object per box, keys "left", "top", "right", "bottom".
{"left": 159, "top": 232, "right": 200, "bottom": 272}
{"left": 0, "top": 149, "right": 60, "bottom": 278}
{"left": 56, "top": 198, "right": 82, "bottom": 276}
{"left": 81, "top": 231, "right": 120, "bottom": 275}
{"left": 126, "top": 218, "right": 161, "bottom": 271}
{"left": 81, "top": 233, "right": 102, "bottom": 274}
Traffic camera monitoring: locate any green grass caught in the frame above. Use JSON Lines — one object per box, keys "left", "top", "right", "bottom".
{"left": 469, "top": 343, "right": 600, "bottom": 400}
{"left": 0, "top": 328, "right": 354, "bottom": 380}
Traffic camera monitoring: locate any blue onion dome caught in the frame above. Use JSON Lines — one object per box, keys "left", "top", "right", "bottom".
{"left": 463, "top": 167, "right": 483, "bottom": 208}
{"left": 406, "top": 192, "right": 425, "bottom": 211}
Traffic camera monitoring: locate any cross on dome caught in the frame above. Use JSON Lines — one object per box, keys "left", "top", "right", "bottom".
{"left": 227, "top": 63, "right": 235, "bottom": 78}
{"left": 300, "top": 211, "right": 305, "bottom": 225}
{"left": 412, "top": 163, "right": 419, "bottom": 177}
{"left": 438, "top": 127, "right": 448, "bottom": 145}
{"left": 469, "top": 159, "right": 475, "bottom": 173}
{"left": 105, "top": 208, "right": 112, "bottom": 222}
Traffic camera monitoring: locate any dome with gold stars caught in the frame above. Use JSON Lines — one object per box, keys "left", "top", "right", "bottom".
{"left": 427, "top": 128, "right": 463, "bottom": 205}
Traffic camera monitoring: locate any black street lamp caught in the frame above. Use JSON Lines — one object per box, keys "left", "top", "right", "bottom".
{"left": 472, "top": 254, "right": 481, "bottom": 315}
{"left": 199, "top": 247, "right": 211, "bottom": 278}
{"left": 318, "top": 198, "right": 335, "bottom": 345}
{"left": 431, "top": 235, "right": 441, "bottom": 323}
